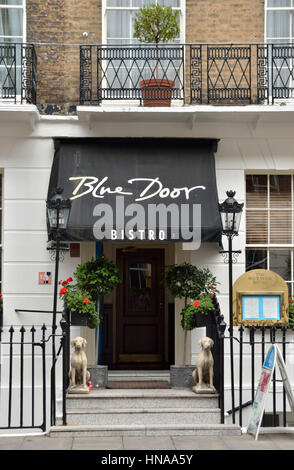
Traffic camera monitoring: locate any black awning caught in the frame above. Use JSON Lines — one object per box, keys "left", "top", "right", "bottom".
{"left": 48, "top": 138, "right": 222, "bottom": 243}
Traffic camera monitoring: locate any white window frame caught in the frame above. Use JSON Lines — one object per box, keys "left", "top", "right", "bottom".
{"left": 0, "top": 1, "right": 26, "bottom": 102}
{"left": 0, "top": 1, "right": 26, "bottom": 42}
{"left": 264, "top": 1, "right": 294, "bottom": 103}
{"left": 102, "top": 0, "right": 185, "bottom": 45}
{"left": 246, "top": 172, "right": 294, "bottom": 296}
{"left": 101, "top": 0, "right": 185, "bottom": 106}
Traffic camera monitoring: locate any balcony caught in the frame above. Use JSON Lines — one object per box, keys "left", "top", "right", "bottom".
{"left": 79, "top": 43, "right": 294, "bottom": 107}
{"left": 1, "top": 43, "right": 294, "bottom": 110}
{"left": 0, "top": 43, "right": 37, "bottom": 104}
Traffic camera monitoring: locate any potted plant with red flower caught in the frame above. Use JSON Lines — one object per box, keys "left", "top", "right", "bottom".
{"left": 59, "top": 278, "right": 99, "bottom": 328}
{"left": 133, "top": 3, "right": 180, "bottom": 107}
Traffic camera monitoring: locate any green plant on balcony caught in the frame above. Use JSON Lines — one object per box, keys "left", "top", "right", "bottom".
{"left": 163, "top": 262, "right": 218, "bottom": 365}
{"left": 133, "top": 3, "right": 180, "bottom": 106}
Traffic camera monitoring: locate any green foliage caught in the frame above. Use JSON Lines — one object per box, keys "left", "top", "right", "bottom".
{"left": 163, "top": 262, "right": 218, "bottom": 301}
{"left": 74, "top": 257, "right": 121, "bottom": 301}
{"left": 133, "top": 4, "right": 180, "bottom": 44}
{"left": 181, "top": 295, "right": 214, "bottom": 331}
{"left": 60, "top": 282, "right": 99, "bottom": 329}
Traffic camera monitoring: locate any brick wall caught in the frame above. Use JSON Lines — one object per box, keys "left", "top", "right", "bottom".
{"left": 26, "top": 0, "right": 102, "bottom": 112}
{"left": 25, "top": 0, "right": 265, "bottom": 111}
{"left": 186, "top": 0, "right": 265, "bottom": 44}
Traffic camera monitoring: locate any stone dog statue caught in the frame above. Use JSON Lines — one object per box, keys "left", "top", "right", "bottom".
{"left": 192, "top": 336, "right": 216, "bottom": 394}
{"left": 68, "top": 336, "right": 90, "bottom": 394}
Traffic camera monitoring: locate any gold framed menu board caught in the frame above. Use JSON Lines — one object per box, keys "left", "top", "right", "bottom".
{"left": 233, "top": 269, "right": 289, "bottom": 327}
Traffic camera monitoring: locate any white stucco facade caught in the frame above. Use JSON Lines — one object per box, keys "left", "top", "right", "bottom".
{"left": 1, "top": 104, "right": 294, "bottom": 430}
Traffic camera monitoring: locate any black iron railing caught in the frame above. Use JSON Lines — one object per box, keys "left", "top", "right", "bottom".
{"left": 226, "top": 326, "right": 294, "bottom": 428}
{"left": 0, "top": 43, "right": 37, "bottom": 104}
{"left": 0, "top": 309, "right": 69, "bottom": 432}
{"left": 79, "top": 43, "right": 294, "bottom": 106}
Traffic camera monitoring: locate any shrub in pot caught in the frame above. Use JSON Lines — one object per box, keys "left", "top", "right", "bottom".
{"left": 73, "top": 256, "right": 121, "bottom": 303}
{"left": 133, "top": 3, "right": 180, "bottom": 107}
{"left": 163, "top": 262, "right": 218, "bottom": 366}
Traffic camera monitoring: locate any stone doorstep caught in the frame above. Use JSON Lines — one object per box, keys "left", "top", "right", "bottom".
{"left": 64, "top": 407, "right": 221, "bottom": 425}
{"left": 49, "top": 423, "right": 242, "bottom": 437}
{"left": 65, "top": 390, "right": 219, "bottom": 409}
{"left": 66, "top": 407, "right": 220, "bottom": 414}
{"left": 66, "top": 389, "right": 218, "bottom": 398}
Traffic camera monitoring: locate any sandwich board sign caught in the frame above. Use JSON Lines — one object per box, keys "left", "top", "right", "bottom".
{"left": 247, "top": 344, "right": 294, "bottom": 440}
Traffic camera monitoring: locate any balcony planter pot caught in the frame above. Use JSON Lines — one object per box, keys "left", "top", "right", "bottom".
{"left": 70, "top": 310, "right": 88, "bottom": 327}
{"left": 139, "top": 78, "right": 175, "bottom": 107}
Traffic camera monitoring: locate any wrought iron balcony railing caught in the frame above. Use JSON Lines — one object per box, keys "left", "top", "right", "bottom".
{"left": 0, "top": 43, "right": 37, "bottom": 104}
{"left": 80, "top": 43, "right": 294, "bottom": 106}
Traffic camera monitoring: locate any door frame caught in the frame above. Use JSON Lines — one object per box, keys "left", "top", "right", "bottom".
{"left": 115, "top": 247, "right": 166, "bottom": 369}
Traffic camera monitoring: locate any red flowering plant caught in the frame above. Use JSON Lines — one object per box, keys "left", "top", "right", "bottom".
{"left": 289, "top": 298, "right": 294, "bottom": 328}
{"left": 59, "top": 277, "right": 99, "bottom": 329}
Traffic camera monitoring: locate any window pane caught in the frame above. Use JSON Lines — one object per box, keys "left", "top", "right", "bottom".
{"left": 246, "top": 210, "right": 268, "bottom": 244}
{"left": 269, "top": 250, "right": 291, "bottom": 280}
{"left": 270, "top": 175, "right": 291, "bottom": 208}
{"left": 107, "top": 10, "right": 130, "bottom": 39}
{"left": 267, "top": 0, "right": 291, "bottom": 6}
{"left": 270, "top": 210, "right": 292, "bottom": 243}
{"left": 0, "top": 8, "right": 23, "bottom": 36}
{"left": 0, "top": 0, "right": 23, "bottom": 4}
{"left": 158, "top": 0, "right": 180, "bottom": 6}
{"left": 267, "top": 10, "right": 290, "bottom": 38}
{"left": 107, "top": 0, "right": 130, "bottom": 6}
{"left": 246, "top": 175, "right": 268, "bottom": 208}
{"left": 129, "top": 263, "right": 152, "bottom": 312}
{"left": 246, "top": 249, "right": 268, "bottom": 271}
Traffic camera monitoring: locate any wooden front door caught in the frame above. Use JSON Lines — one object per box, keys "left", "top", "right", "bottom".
{"left": 116, "top": 248, "right": 165, "bottom": 369}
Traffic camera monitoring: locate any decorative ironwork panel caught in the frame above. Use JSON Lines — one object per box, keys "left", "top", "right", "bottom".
{"left": 190, "top": 45, "right": 202, "bottom": 104}
{"left": 80, "top": 45, "right": 92, "bottom": 104}
{"left": 79, "top": 45, "right": 184, "bottom": 104}
{"left": 21, "top": 45, "right": 37, "bottom": 104}
{"left": 207, "top": 45, "right": 252, "bottom": 103}
{"left": 272, "top": 45, "right": 294, "bottom": 102}
{"left": 0, "top": 44, "right": 16, "bottom": 101}
{"left": 257, "top": 45, "right": 269, "bottom": 104}
{"left": 0, "top": 43, "right": 36, "bottom": 104}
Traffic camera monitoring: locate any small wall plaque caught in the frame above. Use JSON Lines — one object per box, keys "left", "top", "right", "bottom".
{"left": 38, "top": 272, "right": 52, "bottom": 285}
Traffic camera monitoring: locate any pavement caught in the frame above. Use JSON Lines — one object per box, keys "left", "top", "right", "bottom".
{"left": 0, "top": 432, "right": 293, "bottom": 451}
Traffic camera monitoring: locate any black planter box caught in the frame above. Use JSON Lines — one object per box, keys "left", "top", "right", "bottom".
{"left": 193, "top": 310, "right": 216, "bottom": 328}
{"left": 70, "top": 311, "right": 88, "bottom": 326}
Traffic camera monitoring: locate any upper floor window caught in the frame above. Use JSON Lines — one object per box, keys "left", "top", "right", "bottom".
{"left": 0, "top": 0, "right": 25, "bottom": 43}
{"left": 104, "top": 0, "right": 182, "bottom": 45}
{"left": 266, "top": 0, "right": 294, "bottom": 43}
{"left": 246, "top": 174, "right": 294, "bottom": 295}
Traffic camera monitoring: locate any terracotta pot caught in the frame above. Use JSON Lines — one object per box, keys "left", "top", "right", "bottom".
{"left": 139, "top": 78, "right": 175, "bottom": 107}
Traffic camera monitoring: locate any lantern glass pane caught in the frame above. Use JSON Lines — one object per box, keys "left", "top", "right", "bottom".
{"left": 233, "top": 211, "right": 242, "bottom": 233}
{"left": 47, "top": 207, "right": 70, "bottom": 229}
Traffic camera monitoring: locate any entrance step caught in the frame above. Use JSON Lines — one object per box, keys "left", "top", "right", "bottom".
{"left": 108, "top": 370, "right": 170, "bottom": 382}
{"left": 50, "top": 389, "right": 242, "bottom": 436}
{"left": 65, "top": 389, "right": 219, "bottom": 409}
{"left": 50, "top": 423, "right": 241, "bottom": 437}
{"left": 63, "top": 407, "right": 221, "bottom": 426}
